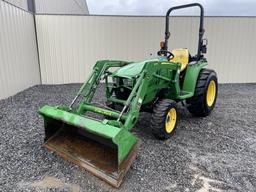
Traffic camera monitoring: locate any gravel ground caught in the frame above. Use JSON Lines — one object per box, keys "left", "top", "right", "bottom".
{"left": 0, "top": 84, "right": 256, "bottom": 192}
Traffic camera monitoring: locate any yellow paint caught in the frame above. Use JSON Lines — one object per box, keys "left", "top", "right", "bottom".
{"left": 165, "top": 108, "right": 177, "bottom": 133}
{"left": 206, "top": 80, "right": 216, "bottom": 107}
{"left": 170, "top": 49, "right": 189, "bottom": 71}
{"left": 161, "top": 62, "right": 172, "bottom": 65}
{"left": 95, "top": 109, "right": 112, "bottom": 116}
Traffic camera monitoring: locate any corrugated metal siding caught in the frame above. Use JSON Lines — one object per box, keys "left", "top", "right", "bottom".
{"left": 35, "top": 15, "right": 256, "bottom": 84}
{"left": 4, "top": 0, "right": 28, "bottom": 10}
{"left": 0, "top": 1, "right": 40, "bottom": 99}
{"left": 35, "top": 0, "right": 89, "bottom": 14}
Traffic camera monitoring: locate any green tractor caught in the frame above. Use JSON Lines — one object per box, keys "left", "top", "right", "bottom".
{"left": 39, "top": 3, "right": 217, "bottom": 187}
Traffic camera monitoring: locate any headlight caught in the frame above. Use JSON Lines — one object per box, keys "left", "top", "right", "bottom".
{"left": 112, "top": 77, "right": 133, "bottom": 87}
{"left": 122, "top": 78, "right": 133, "bottom": 87}
{"left": 112, "top": 77, "right": 118, "bottom": 84}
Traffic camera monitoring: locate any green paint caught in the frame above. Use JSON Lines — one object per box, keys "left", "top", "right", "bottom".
{"left": 39, "top": 105, "right": 121, "bottom": 139}
{"left": 39, "top": 58, "right": 208, "bottom": 165}
{"left": 39, "top": 105, "right": 138, "bottom": 163}
{"left": 112, "top": 58, "right": 167, "bottom": 78}
{"left": 182, "top": 61, "right": 207, "bottom": 93}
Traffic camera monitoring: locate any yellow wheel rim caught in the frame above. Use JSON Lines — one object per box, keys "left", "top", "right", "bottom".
{"left": 165, "top": 108, "right": 177, "bottom": 133}
{"left": 206, "top": 80, "right": 216, "bottom": 107}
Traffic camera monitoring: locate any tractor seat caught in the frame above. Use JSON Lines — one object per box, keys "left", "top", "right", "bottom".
{"left": 170, "top": 48, "right": 189, "bottom": 71}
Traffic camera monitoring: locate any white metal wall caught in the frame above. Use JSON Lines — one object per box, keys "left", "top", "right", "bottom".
{"left": 36, "top": 15, "right": 256, "bottom": 84}
{"left": 35, "top": 0, "right": 89, "bottom": 14}
{"left": 0, "top": 1, "right": 40, "bottom": 99}
{"left": 4, "top": 0, "right": 28, "bottom": 10}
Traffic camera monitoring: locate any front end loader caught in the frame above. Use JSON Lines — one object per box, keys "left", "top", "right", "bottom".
{"left": 39, "top": 3, "right": 218, "bottom": 187}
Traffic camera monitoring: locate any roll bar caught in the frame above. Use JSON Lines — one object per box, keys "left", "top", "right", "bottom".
{"left": 164, "top": 3, "right": 205, "bottom": 60}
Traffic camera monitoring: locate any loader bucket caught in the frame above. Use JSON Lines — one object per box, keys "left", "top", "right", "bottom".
{"left": 39, "top": 105, "right": 140, "bottom": 187}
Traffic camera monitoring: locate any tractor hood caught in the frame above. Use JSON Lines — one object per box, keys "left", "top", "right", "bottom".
{"left": 112, "top": 57, "right": 167, "bottom": 78}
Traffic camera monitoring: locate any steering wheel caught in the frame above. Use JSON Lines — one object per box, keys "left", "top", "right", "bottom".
{"left": 157, "top": 50, "right": 174, "bottom": 60}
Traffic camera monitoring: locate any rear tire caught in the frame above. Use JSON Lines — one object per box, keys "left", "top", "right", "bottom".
{"left": 151, "top": 99, "right": 178, "bottom": 140}
{"left": 186, "top": 69, "right": 218, "bottom": 117}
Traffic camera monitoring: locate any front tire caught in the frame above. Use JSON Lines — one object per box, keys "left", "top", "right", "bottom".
{"left": 151, "top": 99, "right": 178, "bottom": 140}
{"left": 186, "top": 69, "right": 218, "bottom": 117}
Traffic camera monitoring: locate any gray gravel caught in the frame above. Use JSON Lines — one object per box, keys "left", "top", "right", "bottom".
{"left": 0, "top": 84, "right": 256, "bottom": 192}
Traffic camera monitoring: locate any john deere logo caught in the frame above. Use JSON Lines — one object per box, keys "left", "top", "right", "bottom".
{"left": 94, "top": 109, "right": 112, "bottom": 116}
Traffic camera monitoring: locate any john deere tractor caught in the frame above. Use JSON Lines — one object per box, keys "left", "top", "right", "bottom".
{"left": 39, "top": 3, "right": 217, "bottom": 187}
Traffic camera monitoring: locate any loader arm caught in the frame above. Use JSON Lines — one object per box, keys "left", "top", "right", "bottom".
{"left": 120, "top": 61, "right": 181, "bottom": 130}
{"left": 39, "top": 60, "right": 141, "bottom": 188}
{"left": 70, "top": 60, "right": 131, "bottom": 112}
